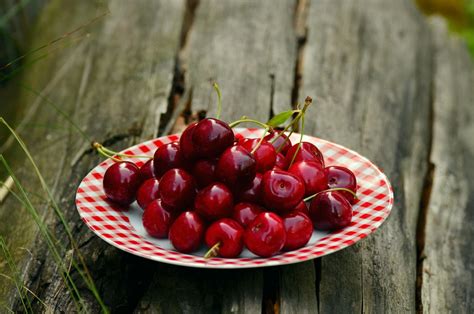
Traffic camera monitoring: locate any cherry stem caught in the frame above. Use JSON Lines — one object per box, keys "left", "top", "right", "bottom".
{"left": 229, "top": 118, "right": 271, "bottom": 129}
{"left": 92, "top": 143, "right": 122, "bottom": 162}
{"left": 250, "top": 127, "right": 270, "bottom": 155}
{"left": 288, "top": 113, "right": 305, "bottom": 168}
{"left": 204, "top": 242, "right": 221, "bottom": 259}
{"left": 303, "top": 187, "right": 358, "bottom": 202}
{"left": 213, "top": 82, "right": 222, "bottom": 120}
{"left": 92, "top": 142, "right": 153, "bottom": 161}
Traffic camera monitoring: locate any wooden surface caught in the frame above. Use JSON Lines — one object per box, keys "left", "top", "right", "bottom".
{"left": 0, "top": 0, "right": 473, "bottom": 313}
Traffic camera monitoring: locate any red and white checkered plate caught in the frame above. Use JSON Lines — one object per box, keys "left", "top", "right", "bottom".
{"left": 76, "top": 128, "right": 393, "bottom": 269}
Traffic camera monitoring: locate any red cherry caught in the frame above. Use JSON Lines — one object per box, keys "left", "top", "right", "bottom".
{"left": 264, "top": 131, "right": 292, "bottom": 155}
{"left": 244, "top": 212, "right": 286, "bottom": 257}
{"left": 142, "top": 199, "right": 175, "bottom": 238}
{"left": 192, "top": 118, "right": 234, "bottom": 158}
{"left": 192, "top": 159, "right": 217, "bottom": 188}
{"left": 153, "top": 142, "right": 186, "bottom": 178}
{"left": 103, "top": 161, "right": 140, "bottom": 206}
{"left": 293, "top": 201, "right": 309, "bottom": 216}
{"left": 288, "top": 160, "right": 327, "bottom": 196}
{"left": 158, "top": 169, "right": 195, "bottom": 211}
{"left": 326, "top": 166, "right": 358, "bottom": 204}
{"left": 169, "top": 211, "right": 205, "bottom": 253}
{"left": 282, "top": 211, "right": 313, "bottom": 251}
{"left": 239, "top": 138, "right": 276, "bottom": 173}
{"left": 309, "top": 191, "right": 352, "bottom": 230}
{"left": 136, "top": 178, "right": 160, "bottom": 209}
{"left": 232, "top": 202, "right": 264, "bottom": 228}
{"left": 205, "top": 218, "right": 244, "bottom": 258}
{"left": 138, "top": 159, "right": 155, "bottom": 182}
{"left": 179, "top": 122, "right": 198, "bottom": 160}
{"left": 261, "top": 170, "right": 305, "bottom": 214}
{"left": 274, "top": 153, "right": 288, "bottom": 170}
{"left": 236, "top": 173, "right": 263, "bottom": 204}
{"left": 285, "top": 142, "right": 325, "bottom": 167}
{"left": 194, "top": 183, "right": 233, "bottom": 221}
{"left": 216, "top": 145, "right": 257, "bottom": 186}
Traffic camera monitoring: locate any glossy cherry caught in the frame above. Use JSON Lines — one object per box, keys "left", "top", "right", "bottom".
{"left": 264, "top": 131, "right": 292, "bottom": 155}
{"left": 179, "top": 122, "right": 198, "bottom": 160}
{"left": 288, "top": 160, "right": 327, "bottom": 196}
{"left": 261, "top": 170, "right": 305, "bottom": 214}
{"left": 232, "top": 202, "right": 264, "bottom": 228}
{"left": 158, "top": 168, "right": 196, "bottom": 211}
{"left": 103, "top": 161, "right": 141, "bottom": 206}
{"left": 309, "top": 191, "right": 352, "bottom": 230}
{"left": 136, "top": 178, "right": 160, "bottom": 209}
{"left": 142, "top": 199, "right": 175, "bottom": 238}
{"left": 274, "top": 153, "right": 288, "bottom": 170}
{"left": 293, "top": 200, "right": 309, "bottom": 216}
{"left": 239, "top": 138, "right": 276, "bottom": 173}
{"left": 216, "top": 145, "right": 257, "bottom": 186}
{"left": 169, "top": 211, "right": 205, "bottom": 253}
{"left": 236, "top": 173, "right": 263, "bottom": 204}
{"left": 194, "top": 183, "right": 233, "bottom": 221}
{"left": 192, "top": 118, "right": 234, "bottom": 158}
{"left": 205, "top": 218, "right": 244, "bottom": 258}
{"left": 192, "top": 159, "right": 217, "bottom": 188}
{"left": 285, "top": 142, "right": 325, "bottom": 168}
{"left": 153, "top": 142, "right": 186, "bottom": 177}
{"left": 244, "top": 212, "right": 286, "bottom": 257}
{"left": 326, "top": 166, "right": 358, "bottom": 204}
{"left": 282, "top": 211, "right": 313, "bottom": 251}
{"left": 138, "top": 159, "right": 155, "bottom": 182}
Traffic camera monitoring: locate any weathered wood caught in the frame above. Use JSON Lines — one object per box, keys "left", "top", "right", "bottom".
{"left": 420, "top": 19, "right": 474, "bottom": 313}
{"left": 300, "top": 0, "right": 433, "bottom": 312}
{"left": 0, "top": 0, "right": 185, "bottom": 311}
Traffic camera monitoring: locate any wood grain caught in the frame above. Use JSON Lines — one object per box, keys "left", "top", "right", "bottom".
{"left": 420, "top": 19, "right": 474, "bottom": 313}
{"left": 300, "top": 0, "right": 433, "bottom": 312}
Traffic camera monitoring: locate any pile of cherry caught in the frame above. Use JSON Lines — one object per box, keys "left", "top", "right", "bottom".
{"left": 102, "top": 115, "right": 357, "bottom": 258}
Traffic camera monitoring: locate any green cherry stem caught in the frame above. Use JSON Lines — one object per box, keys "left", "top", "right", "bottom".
{"left": 288, "top": 113, "right": 305, "bottom": 168}
{"left": 213, "top": 82, "right": 222, "bottom": 120}
{"left": 303, "top": 187, "right": 358, "bottom": 202}
{"left": 92, "top": 143, "right": 122, "bottom": 162}
{"left": 229, "top": 118, "right": 271, "bottom": 129}
{"left": 92, "top": 142, "right": 153, "bottom": 162}
{"left": 100, "top": 145, "right": 153, "bottom": 159}
{"left": 250, "top": 127, "right": 271, "bottom": 155}
{"left": 204, "top": 242, "right": 221, "bottom": 259}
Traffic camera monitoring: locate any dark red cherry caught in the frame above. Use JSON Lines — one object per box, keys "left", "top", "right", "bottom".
{"left": 326, "top": 166, "right": 358, "bottom": 204}
{"left": 153, "top": 142, "right": 186, "bottom": 178}
{"left": 158, "top": 169, "right": 195, "bottom": 211}
{"left": 179, "top": 122, "right": 198, "bottom": 160}
{"left": 293, "top": 201, "right": 309, "bottom": 216}
{"left": 232, "top": 202, "right": 264, "bottom": 228}
{"left": 309, "top": 191, "right": 352, "bottom": 230}
{"left": 239, "top": 138, "right": 276, "bottom": 173}
{"left": 169, "top": 211, "right": 205, "bottom": 253}
{"left": 216, "top": 145, "right": 257, "bottom": 186}
{"left": 136, "top": 178, "right": 160, "bottom": 210}
{"left": 236, "top": 173, "right": 263, "bottom": 204}
{"left": 261, "top": 170, "right": 305, "bottom": 214}
{"left": 274, "top": 153, "right": 288, "bottom": 170}
{"left": 142, "top": 199, "right": 175, "bottom": 238}
{"left": 192, "top": 159, "right": 217, "bottom": 188}
{"left": 288, "top": 160, "right": 327, "bottom": 196}
{"left": 282, "top": 211, "right": 313, "bottom": 251}
{"left": 192, "top": 118, "right": 234, "bottom": 158}
{"left": 103, "top": 161, "right": 140, "bottom": 206}
{"left": 194, "top": 183, "right": 233, "bottom": 221}
{"left": 285, "top": 142, "right": 325, "bottom": 168}
{"left": 138, "top": 159, "right": 155, "bottom": 182}
{"left": 244, "top": 212, "right": 286, "bottom": 257}
{"left": 264, "top": 131, "right": 292, "bottom": 155}
{"left": 205, "top": 218, "right": 244, "bottom": 258}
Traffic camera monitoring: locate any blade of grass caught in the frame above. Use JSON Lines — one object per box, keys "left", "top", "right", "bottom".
{"left": 0, "top": 273, "right": 50, "bottom": 311}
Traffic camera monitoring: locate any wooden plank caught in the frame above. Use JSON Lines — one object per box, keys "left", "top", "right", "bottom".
{"left": 420, "top": 19, "right": 474, "bottom": 313}
{"left": 0, "top": 0, "right": 185, "bottom": 311}
{"left": 137, "top": 1, "right": 300, "bottom": 313}
{"left": 300, "top": 0, "right": 433, "bottom": 312}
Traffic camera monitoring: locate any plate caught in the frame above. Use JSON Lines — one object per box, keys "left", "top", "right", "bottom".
{"left": 75, "top": 128, "right": 393, "bottom": 268}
